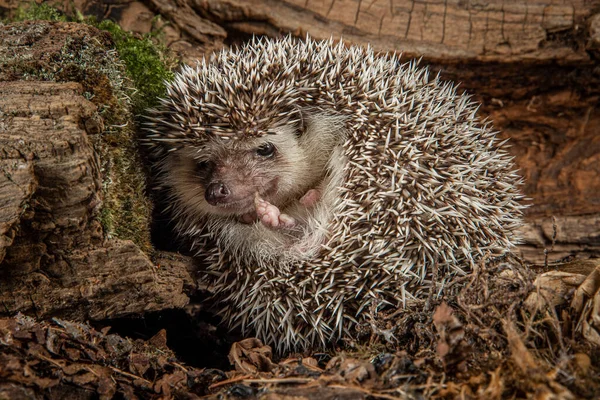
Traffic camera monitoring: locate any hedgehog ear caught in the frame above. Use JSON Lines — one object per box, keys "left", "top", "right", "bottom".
{"left": 294, "top": 106, "right": 306, "bottom": 137}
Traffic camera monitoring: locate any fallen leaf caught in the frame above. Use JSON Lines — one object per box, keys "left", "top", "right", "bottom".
{"left": 228, "top": 338, "right": 275, "bottom": 373}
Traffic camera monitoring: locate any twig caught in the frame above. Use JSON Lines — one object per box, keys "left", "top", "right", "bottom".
{"left": 242, "top": 377, "right": 313, "bottom": 384}
{"left": 544, "top": 216, "right": 558, "bottom": 268}
{"left": 208, "top": 374, "right": 253, "bottom": 390}
{"left": 328, "top": 384, "right": 410, "bottom": 400}
{"left": 171, "top": 361, "right": 189, "bottom": 373}
{"left": 108, "top": 366, "right": 153, "bottom": 385}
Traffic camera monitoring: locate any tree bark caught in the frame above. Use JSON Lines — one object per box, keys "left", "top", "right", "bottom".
{"left": 188, "top": 0, "right": 594, "bottom": 62}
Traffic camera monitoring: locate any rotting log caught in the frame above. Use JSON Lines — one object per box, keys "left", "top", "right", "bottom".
{"left": 0, "top": 21, "right": 195, "bottom": 320}
{"left": 189, "top": 0, "right": 594, "bottom": 62}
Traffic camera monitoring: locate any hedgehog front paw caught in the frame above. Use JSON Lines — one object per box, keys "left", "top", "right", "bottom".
{"left": 254, "top": 194, "right": 296, "bottom": 229}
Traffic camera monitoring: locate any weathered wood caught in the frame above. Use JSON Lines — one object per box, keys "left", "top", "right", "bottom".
{"left": 1, "top": 239, "right": 192, "bottom": 320}
{"left": 433, "top": 62, "right": 600, "bottom": 263}
{"left": 0, "top": 147, "right": 35, "bottom": 265}
{"left": 519, "top": 215, "right": 600, "bottom": 263}
{"left": 0, "top": 81, "right": 101, "bottom": 273}
{"left": 188, "top": 0, "right": 596, "bottom": 62}
{"left": 0, "top": 23, "right": 195, "bottom": 320}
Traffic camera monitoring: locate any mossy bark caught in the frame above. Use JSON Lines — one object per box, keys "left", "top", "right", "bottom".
{"left": 0, "top": 21, "right": 194, "bottom": 320}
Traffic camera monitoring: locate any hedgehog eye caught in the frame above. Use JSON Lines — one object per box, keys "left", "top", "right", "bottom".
{"left": 256, "top": 142, "right": 276, "bottom": 158}
{"left": 196, "top": 160, "right": 213, "bottom": 173}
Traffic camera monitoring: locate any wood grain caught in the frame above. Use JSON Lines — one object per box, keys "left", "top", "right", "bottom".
{"left": 195, "top": 0, "right": 595, "bottom": 62}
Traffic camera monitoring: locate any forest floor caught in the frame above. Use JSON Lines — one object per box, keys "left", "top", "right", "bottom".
{"left": 0, "top": 4, "right": 599, "bottom": 399}
{"left": 2, "top": 257, "right": 600, "bottom": 399}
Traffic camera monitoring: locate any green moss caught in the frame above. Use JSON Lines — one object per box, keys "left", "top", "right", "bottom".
{"left": 98, "top": 207, "right": 115, "bottom": 238}
{"left": 96, "top": 124, "right": 155, "bottom": 252}
{"left": 12, "top": 3, "right": 68, "bottom": 22}
{"left": 96, "top": 20, "right": 175, "bottom": 115}
{"left": 8, "top": 3, "right": 176, "bottom": 115}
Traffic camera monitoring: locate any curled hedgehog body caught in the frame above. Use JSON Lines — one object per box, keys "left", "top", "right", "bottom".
{"left": 144, "top": 36, "right": 524, "bottom": 352}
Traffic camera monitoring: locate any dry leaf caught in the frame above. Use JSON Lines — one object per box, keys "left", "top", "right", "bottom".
{"left": 228, "top": 338, "right": 275, "bottom": 373}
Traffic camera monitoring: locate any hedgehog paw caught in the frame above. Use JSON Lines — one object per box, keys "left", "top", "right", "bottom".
{"left": 255, "top": 194, "right": 296, "bottom": 229}
{"left": 299, "top": 189, "right": 320, "bottom": 207}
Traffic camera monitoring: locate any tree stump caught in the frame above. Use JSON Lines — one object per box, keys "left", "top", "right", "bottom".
{"left": 0, "top": 21, "right": 194, "bottom": 320}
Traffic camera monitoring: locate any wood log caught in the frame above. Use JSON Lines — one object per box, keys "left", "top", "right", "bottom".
{"left": 0, "top": 21, "right": 194, "bottom": 320}
{"left": 184, "top": 0, "right": 594, "bottom": 62}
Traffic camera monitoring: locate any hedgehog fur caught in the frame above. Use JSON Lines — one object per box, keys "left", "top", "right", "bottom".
{"left": 143, "top": 36, "right": 525, "bottom": 353}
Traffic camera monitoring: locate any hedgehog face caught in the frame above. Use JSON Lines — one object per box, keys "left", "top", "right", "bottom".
{"left": 163, "top": 120, "right": 322, "bottom": 219}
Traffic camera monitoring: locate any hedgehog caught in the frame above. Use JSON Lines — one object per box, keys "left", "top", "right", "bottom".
{"left": 143, "top": 36, "right": 525, "bottom": 353}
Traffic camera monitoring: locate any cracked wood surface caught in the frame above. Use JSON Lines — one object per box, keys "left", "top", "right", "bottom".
{"left": 196, "top": 0, "right": 595, "bottom": 62}
{"left": 0, "top": 81, "right": 192, "bottom": 320}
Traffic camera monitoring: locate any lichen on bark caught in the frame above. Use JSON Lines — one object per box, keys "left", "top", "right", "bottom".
{"left": 0, "top": 7, "right": 176, "bottom": 252}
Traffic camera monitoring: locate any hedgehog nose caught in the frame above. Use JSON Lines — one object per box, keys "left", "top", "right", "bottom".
{"left": 205, "top": 182, "right": 231, "bottom": 205}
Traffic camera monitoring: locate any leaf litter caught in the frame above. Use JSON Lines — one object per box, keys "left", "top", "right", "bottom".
{"left": 1, "top": 256, "right": 599, "bottom": 399}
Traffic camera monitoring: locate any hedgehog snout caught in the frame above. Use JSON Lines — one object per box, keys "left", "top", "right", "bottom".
{"left": 205, "top": 181, "right": 231, "bottom": 206}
